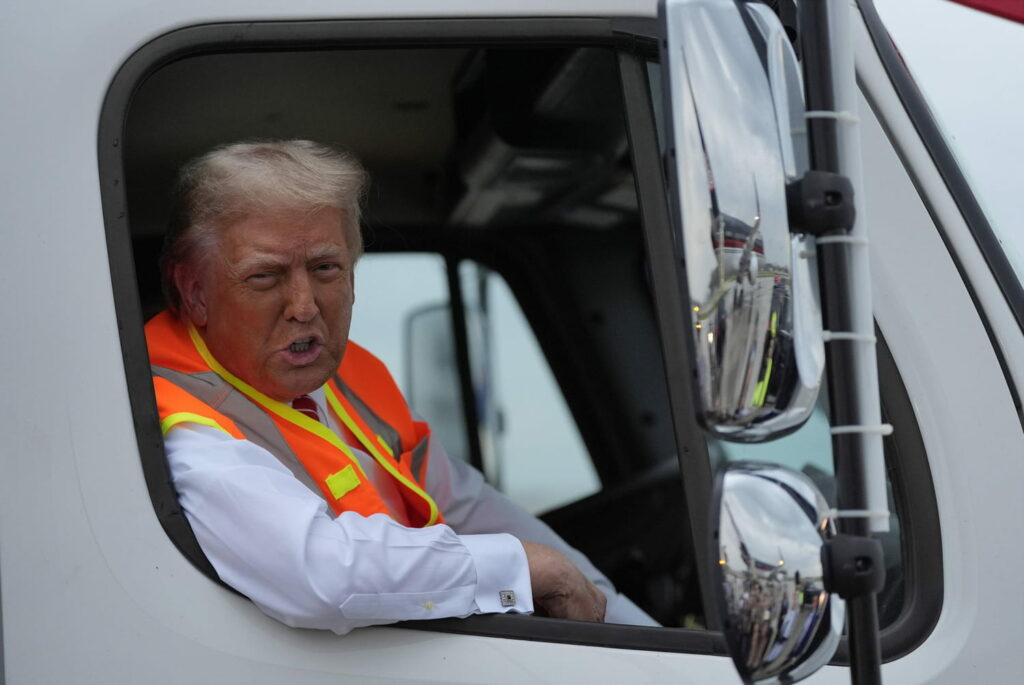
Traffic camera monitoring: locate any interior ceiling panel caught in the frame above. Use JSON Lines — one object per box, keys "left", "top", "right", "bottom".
{"left": 124, "top": 43, "right": 636, "bottom": 241}
{"left": 125, "top": 48, "right": 470, "bottom": 236}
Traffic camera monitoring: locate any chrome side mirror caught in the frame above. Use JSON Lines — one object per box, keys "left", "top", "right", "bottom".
{"left": 659, "top": 0, "right": 824, "bottom": 441}
{"left": 711, "top": 463, "right": 844, "bottom": 683}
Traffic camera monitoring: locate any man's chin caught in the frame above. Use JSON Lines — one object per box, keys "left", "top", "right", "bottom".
{"left": 269, "top": 365, "right": 335, "bottom": 401}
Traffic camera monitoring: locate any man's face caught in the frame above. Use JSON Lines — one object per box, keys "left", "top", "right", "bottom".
{"left": 184, "top": 207, "right": 355, "bottom": 402}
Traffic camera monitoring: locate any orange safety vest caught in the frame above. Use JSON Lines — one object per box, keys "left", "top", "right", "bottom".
{"left": 146, "top": 310, "right": 443, "bottom": 528}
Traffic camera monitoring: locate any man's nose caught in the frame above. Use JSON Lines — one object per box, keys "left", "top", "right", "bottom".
{"left": 284, "top": 273, "right": 319, "bottom": 322}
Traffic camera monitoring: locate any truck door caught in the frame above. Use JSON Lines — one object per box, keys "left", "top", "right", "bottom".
{"left": 39, "top": 3, "right": 950, "bottom": 683}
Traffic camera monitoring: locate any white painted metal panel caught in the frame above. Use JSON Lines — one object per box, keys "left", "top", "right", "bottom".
{"left": 855, "top": 9, "right": 1024, "bottom": 683}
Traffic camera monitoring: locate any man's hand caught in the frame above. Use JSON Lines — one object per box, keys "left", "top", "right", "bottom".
{"left": 521, "top": 541, "right": 606, "bottom": 622}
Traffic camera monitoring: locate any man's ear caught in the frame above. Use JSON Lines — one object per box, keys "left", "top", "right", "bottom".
{"left": 175, "top": 263, "right": 208, "bottom": 327}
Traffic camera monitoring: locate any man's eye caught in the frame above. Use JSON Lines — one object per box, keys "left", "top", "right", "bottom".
{"left": 246, "top": 273, "right": 276, "bottom": 287}
{"left": 314, "top": 263, "right": 341, "bottom": 274}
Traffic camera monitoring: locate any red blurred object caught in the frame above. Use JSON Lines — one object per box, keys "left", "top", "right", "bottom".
{"left": 947, "top": 0, "right": 1024, "bottom": 24}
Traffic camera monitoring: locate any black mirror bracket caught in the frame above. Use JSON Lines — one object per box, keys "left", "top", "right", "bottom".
{"left": 786, "top": 170, "right": 856, "bottom": 236}
{"left": 822, "top": 533, "right": 886, "bottom": 600}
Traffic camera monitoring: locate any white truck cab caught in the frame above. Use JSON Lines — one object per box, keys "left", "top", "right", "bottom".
{"left": 1, "top": 0, "right": 1021, "bottom": 683}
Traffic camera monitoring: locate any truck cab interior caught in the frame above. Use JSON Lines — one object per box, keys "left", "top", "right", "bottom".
{"left": 126, "top": 39, "right": 702, "bottom": 629}
{"left": 110, "top": 19, "right": 935, "bottom": 653}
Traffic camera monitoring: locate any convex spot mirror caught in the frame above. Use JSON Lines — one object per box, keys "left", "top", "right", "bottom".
{"left": 712, "top": 462, "right": 844, "bottom": 683}
{"left": 659, "top": 0, "right": 825, "bottom": 441}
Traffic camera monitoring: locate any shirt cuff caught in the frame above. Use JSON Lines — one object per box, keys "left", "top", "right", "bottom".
{"left": 460, "top": 533, "right": 534, "bottom": 615}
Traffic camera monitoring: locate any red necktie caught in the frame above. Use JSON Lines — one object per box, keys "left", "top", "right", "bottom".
{"left": 291, "top": 395, "right": 321, "bottom": 423}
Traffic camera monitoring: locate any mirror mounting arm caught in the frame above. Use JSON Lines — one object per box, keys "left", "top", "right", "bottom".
{"left": 821, "top": 533, "right": 886, "bottom": 600}
{"left": 786, "top": 170, "right": 856, "bottom": 236}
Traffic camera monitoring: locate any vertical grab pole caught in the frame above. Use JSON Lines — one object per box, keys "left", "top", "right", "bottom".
{"left": 800, "top": 0, "right": 886, "bottom": 683}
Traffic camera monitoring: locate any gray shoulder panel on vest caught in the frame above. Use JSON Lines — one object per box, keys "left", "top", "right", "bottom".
{"left": 153, "top": 366, "right": 324, "bottom": 499}
{"left": 333, "top": 374, "right": 403, "bottom": 457}
{"left": 410, "top": 437, "right": 429, "bottom": 482}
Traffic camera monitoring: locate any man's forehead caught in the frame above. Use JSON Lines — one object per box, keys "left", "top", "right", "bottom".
{"left": 219, "top": 210, "right": 349, "bottom": 260}
{"left": 229, "top": 241, "right": 347, "bottom": 265}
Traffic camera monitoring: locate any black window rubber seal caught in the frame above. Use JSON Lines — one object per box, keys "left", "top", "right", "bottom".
{"left": 618, "top": 48, "right": 719, "bottom": 629}
{"left": 399, "top": 614, "right": 729, "bottom": 655}
{"left": 857, "top": 0, "right": 1023, "bottom": 430}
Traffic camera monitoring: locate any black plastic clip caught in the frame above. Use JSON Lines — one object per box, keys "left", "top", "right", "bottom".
{"left": 786, "top": 170, "right": 855, "bottom": 235}
{"left": 821, "top": 534, "right": 885, "bottom": 600}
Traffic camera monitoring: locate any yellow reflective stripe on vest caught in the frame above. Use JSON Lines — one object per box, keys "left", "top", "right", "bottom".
{"left": 161, "top": 412, "right": 233, "bottom": 437}
{"left": 324, "top": 384, "right": 440, "bottom": 527}
{"left": 325, "top": 464, "right": 361, "bottom": 500}
{"left": 376, "top": 434, "right": 395, "bottom": 457}
{"left": 185, "top": 323, "right": 371, "bottom": 485}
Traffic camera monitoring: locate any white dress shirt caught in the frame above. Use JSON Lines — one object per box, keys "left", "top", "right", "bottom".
{"left": 165, "top": 389, "right": 657, "bottom": 633}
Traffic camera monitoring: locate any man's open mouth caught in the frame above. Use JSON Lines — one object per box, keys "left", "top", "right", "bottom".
{"left": 289, "top": 337, "right": 317, "bottom": 353}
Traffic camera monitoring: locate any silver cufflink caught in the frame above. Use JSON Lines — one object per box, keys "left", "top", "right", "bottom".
{"left": 499, "top": 590, "right": 516, "bottom": 607}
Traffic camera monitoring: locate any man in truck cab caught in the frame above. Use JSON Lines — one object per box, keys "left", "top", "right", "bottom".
{"left": 145, "top": 139, "right": 654, "bottom": 633}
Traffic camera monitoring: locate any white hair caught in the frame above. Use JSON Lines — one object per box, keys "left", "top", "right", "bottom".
{"left": 161, "top": 140, "right": 368, "bottom": 312}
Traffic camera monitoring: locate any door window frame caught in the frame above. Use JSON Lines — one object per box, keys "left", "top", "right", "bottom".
{"left": 99, "top": 15, "right": 721, "bottom": 654}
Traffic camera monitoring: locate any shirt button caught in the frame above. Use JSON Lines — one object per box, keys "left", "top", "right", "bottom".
{"left": 423, "top": 600, "right": 435, "bottom": 610}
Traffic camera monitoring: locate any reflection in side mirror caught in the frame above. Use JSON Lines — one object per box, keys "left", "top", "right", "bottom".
{"left": 711, "top": 463, "right": 844, "bottom": 684}
{"left": 660, "top": 0, "right": 824, "bottom": 441}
